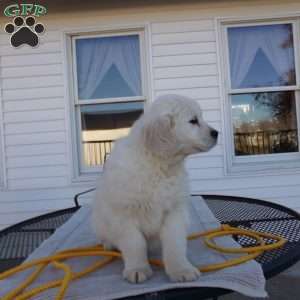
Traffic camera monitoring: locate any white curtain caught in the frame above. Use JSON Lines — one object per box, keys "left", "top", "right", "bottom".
{"left": 76, "top": 35, "right": 141, "bottom": 99}
{"left": 228, "top": 24, "right": 295, "bottom": 89}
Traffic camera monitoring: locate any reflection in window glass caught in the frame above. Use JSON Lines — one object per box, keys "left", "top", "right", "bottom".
{"left": 76, "top": 35, "right": 142, "bottom": 100}
{"left": 228, "top": 24, "right": 295, "bottom": 89}
{"left": 232, "top": 92, "right": 298, "bottom": 155}
{"left": 80, "top": 102, "right": 143, "bottom": 166}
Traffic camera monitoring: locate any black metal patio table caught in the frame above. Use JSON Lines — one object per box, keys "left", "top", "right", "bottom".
{"left": 1, "top": 193, "right": 300, "bottom": 300}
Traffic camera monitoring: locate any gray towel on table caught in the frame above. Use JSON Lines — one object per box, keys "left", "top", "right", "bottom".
{"left": 0, "top": 196, "right": 267, "bottom": 299}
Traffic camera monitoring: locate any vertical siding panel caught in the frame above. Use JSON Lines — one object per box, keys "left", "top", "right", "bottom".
{"left": 0, "top": 30, "right": 69, "bottom": 194}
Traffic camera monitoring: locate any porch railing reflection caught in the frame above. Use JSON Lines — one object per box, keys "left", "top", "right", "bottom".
{"left": 83, "top": 130, "right": 299, "bottom": 164}
{"left": 83, "top": 140, "right": 114, "bottom": 166}
{"left": 234, "top": 129, "right": 298, "bottom": 155}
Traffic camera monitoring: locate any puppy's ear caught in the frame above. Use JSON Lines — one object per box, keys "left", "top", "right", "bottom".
{"left": 142, "top": 113, "right": 176, "bottom": 156}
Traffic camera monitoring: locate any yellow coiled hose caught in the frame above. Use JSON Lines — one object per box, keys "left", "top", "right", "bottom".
{"left": 0, "top": 224, "right": 286, "bottom": 300}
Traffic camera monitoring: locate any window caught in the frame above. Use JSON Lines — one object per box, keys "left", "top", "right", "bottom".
{"left": 72, "top": 31, "right": 146, "bottom": 173}
{"left": 224, "top": 21, "right": 300, "bottom": 167}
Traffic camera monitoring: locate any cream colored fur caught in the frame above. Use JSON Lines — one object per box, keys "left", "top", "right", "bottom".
{"left": 91, "top": 94, "right": 218, "bottom": 283}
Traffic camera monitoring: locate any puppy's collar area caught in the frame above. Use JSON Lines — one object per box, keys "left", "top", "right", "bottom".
{"left": 144, "top": 145, "right": 185, "bottom": 177}
{"left": 130, "top": 126, "right": 185, "bottom": 175}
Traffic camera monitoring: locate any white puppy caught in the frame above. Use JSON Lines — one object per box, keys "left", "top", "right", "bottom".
{"left": 91, "top": 94, "right": 218, "bottom": 283}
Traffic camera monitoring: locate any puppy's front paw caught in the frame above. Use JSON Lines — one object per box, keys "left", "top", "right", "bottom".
{"left": 167, "top": 264, "right": 201, "bottom": 282}
{"left": 123, "top": 266, "right": 153, "bottom": 283}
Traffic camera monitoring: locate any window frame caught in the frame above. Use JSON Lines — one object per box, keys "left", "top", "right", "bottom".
{"left": 220, "top": 18, "right": 300, "bottom": 174}
{"left": 0, "top": 88, "right": 5, "bottom": 189}
{"left": 67, "top": 27, "right": 149, "bottom": 179}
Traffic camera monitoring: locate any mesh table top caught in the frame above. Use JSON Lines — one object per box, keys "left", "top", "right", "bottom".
{"left": 0, "top": 207, "right": 77, "bottom": 272}
{"left": 1, "top": 195, "right": 300, "bottom": 299}
{"left": 202, "top": 195, "right": 300, "bottom": 279}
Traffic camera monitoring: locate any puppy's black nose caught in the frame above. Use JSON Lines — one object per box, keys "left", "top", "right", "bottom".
{"left": 210, "top": 129, "right": 218, "bottom": 138}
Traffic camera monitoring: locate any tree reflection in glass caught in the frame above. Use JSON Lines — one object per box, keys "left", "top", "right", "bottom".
{"left": 232, "top": 92, "right": 298, "bottom": 155}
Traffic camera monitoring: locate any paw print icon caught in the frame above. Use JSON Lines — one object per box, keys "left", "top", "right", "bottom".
{"left": 5, "top": 16, "right": 45, "bottom": 47}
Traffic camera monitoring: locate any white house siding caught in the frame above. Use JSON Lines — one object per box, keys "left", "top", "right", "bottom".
{"left": 0, "top": 0, "right": 300, "bottom": 229}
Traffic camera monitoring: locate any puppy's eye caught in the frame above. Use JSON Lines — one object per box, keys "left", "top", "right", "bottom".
{"left": 189, "top": 117, "right": 199, "bottom": 125}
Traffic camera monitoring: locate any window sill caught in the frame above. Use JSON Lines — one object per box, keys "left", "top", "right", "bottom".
{"left": 227, "top": 155, "right": 300, "bottom": 177}
{"left": 71, "top": 168, "right": 103, "bottom": 185}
